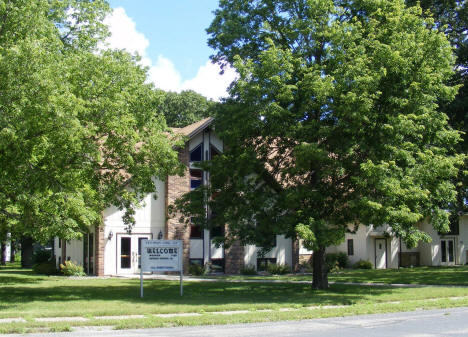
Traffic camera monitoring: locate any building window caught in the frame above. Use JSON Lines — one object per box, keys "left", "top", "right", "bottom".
{"left": 210, "top": 224, "right": 224, "bottom": 238}
{"left": 190, "top": 144, "right": 203, "bottom": 162}
{"left": 190, "top": 169, "right": 203, "bottom": 190}
{"left": 190, "top": 217, "right": 203, "bottom": 239}
{"left": 210, "top": 144, "right": 221, "bottom": 159}
{"left": 347, "top": 239, "right": 354, "bottom": 256}
{"left": 439, "top": 216, "right": 460, "bottom": 236}
{"left": 190, "top": 258, "right": 203, "bottom": 267}
{"left": 210, "top": 258, "right": 225, "bottom": 273}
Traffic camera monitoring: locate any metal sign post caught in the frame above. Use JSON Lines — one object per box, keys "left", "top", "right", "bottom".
{"left": 140, "top": 240, "right": 183, "bottom": 298}
{"left": 180, "top": 248, "right": 183, "bottom": 296}
{"left": 140, "top": 264, "right": 143, "bottom": 298}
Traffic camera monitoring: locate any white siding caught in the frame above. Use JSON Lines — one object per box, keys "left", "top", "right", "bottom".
{"left": 102, "top": 178, "right": 166, "bottom": 275}
{"left": 459, "top": 215, "right": 468, "bottom": 265}
{"left": 243, "top": 235, "right": 292, "bottom": 269}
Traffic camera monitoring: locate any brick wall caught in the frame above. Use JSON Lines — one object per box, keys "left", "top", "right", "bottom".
{"left": 94, "top": 225, "right": 105, "bottom": 276}
{"left": 299, "top": 254, "right": 313, "bottom": 266}
{"left": 224, "top": 223, "right": 244, "bottom": 274}
{"left": 224, "top": 240, "right": 244, "bottom": 274}
{"left": 291, "top": 239, "right": 300, "bottom": 272}
{"left": 166, "top": 145, "right": 191, "bottom": 273}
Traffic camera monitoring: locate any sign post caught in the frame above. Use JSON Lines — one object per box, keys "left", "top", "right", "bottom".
{"left": 140, "top": 240, "right": 183, "bottom": 298}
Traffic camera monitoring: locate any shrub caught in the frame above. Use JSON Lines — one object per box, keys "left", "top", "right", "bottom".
{"left": 33, "top": 249, "right": 52, "bottom": 264}
{"left": 299, "top": 262, "right": 313, "bottom": 273}
{"left": 240, "top": 264, "right": 257, "bottom": 275}
{"left": 189, "top": 263, "right": 207, "bottom": 276}
{"left": 354, "top": 260, "right": 373, "bottom": 269}
{"left": 267, "top": 263, "right": 291, "bottom": 275}
{"left": 33, "top": 260, "right": 58, "bottom": 275}
{"left": 336, "top": 252, "right": 349, "bottom": 268}
{"left": 325, "top": 253, "right": 349, "bottom": 272}
{"left": 60, "top": 260, "right": 85, "bottom": 276}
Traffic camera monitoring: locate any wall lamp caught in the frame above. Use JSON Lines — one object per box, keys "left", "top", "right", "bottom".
{"left": 108, "top": 231, "right": 114, "bottom": 240}
{"left": 158, "top": 230, "right": 163, "bottom": 240}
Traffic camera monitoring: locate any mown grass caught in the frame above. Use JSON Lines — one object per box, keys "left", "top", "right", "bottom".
{"left": 1, "top": 263, "right": 468, "bottom": 334}
{"left": 204, "top": 265, "right": 468, "bottom": 285}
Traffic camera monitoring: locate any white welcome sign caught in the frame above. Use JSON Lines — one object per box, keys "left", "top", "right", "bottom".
{"left": 140, "top": 240, "right": 183, "bottom": 297}
{"left": 141, "top": 240, "right": 182, "bottom": 272}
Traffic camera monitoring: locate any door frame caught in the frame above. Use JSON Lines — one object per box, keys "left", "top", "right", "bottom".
{"left": 374, "top": 238, "right": 388, "bottom": 269}
{"left": 440, "top": 237, "right": 456, "bottom": 266}
{"left": 115, "top": 232, "right": 153, "bottom": 275}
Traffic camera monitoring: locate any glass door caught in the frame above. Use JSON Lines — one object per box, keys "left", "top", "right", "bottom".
{"left": 117, "top": 234, "right": 151, "bottom": 275}
{"left": 441, "top": 239, "right": 455, "bottom": 265}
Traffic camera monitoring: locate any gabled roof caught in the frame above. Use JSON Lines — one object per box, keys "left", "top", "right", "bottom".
{"left": 171, "top": 117, "right": 214, "bottom": 138}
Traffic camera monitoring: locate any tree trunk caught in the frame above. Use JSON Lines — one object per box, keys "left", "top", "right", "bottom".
{"left": 0, "top": 241, "right": 6, "bottom": 266}
{"left": 20, "top": 237, "right": 34, "bottom": 268}
{"left": 312, "top": 246, "right": 328, "bottom": 289}
{"left": 9, "top": 240, "right": 15, "bottom": 262}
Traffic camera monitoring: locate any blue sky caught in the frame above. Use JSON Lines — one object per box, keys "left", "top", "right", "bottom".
{"left": 105, "top": 1, "right": 236, "bottom": 100}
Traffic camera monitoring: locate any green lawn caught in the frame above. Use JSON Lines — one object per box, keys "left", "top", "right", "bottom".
{"left": 1, "top": 264, "right": 468, "bottom": 334}
{"left": 204, "top": 265, "right": 468, "bottom": 286}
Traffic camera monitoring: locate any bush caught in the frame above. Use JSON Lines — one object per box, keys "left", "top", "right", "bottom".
{"left": 354, "top": 260, "right": 373, "bottom": 269}
{"left": 60, "top": 260, "right": 85, "bottom": 276}
{"left": 189, "top": 263, "right": 207, "bottom": 276}
{"left": 33, "top": 260, "right": 58, "bottom": 275}
{"left": 299, "top": 262, "right": 313, "bottom": 273}
{"left": 267, "top": 263, "right": 291, "bottom": 275}
{"left": 325, "top": 253, "right": 349, "bottom": 272}
{"left": 336, "top": 252, "right": 349, "bottom": 268}
{"left": 240, "top": 264, "right": 257, "bottom": 275}
{"left": 33, "top": 249, "right": 52, "bottom": 264}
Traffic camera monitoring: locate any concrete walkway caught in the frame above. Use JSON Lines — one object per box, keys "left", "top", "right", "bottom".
{"left": 9, "top": 307, "right": 468, "bottom": 337}
{"left": 1, "top": 296, "right": 466, "bottom": 326}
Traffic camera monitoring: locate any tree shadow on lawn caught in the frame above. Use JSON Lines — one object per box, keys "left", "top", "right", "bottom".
{"left": 331, "top": 266, "right": 468, "bottom": 286}
{"left": 0, "top": 269, "right": 47, "bottom": 285}
{"left": 0, "top": 278, "right": 398, "bottom": 313}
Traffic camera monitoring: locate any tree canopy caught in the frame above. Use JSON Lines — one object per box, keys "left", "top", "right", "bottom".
{"left": 155, "top": 90, "right": 216, "bottom": 128}
{"left": 406, "top": 0, "right": 467, "bottom": 214}
{"left": 0, "top": 0, "right": 182, "bottom": 242}
{"left": 176, "top": 0, "right": 463, "bottom": 289}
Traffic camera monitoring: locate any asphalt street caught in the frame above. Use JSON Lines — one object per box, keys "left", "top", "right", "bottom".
{"left": 7, "top": 306, "right": 468, "bottom": 337}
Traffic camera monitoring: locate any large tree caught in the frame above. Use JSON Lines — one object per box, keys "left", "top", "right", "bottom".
{"left": 406, "top": 0, "right": 467, "bottom": 215}
{"left": 176, "top": 0, "right": 463, "bottom": 289}
{"left": 0, "top": 0, "right": 182, "bottom": 242}
{"left": 155, "top": 90, "right": 216, "bottom": 128}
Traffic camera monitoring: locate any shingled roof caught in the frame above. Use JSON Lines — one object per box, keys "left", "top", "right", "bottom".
{"left": 171, "top": 117, "right": 214, "bottom": 138}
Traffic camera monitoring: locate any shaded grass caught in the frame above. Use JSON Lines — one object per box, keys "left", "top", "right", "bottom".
{"left": 204, "top": 265, "right": 468, "bottom": 286}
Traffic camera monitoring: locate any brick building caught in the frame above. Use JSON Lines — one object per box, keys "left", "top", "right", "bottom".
{"left": 54, "top": 118, "right": 296, "bottom": 275}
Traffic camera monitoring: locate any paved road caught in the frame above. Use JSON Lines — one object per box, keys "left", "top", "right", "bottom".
{"left": 7, "top": 307, "right": 468, "bottom": 337}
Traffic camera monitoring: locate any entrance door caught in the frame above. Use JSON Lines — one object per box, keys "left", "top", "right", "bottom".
{"left": 375, "top": 239, "right": 387, "bottom": 269}
{"left": 117, "top": 234, "right": 151, "bottom": 275}
{"left": 441, "top": 239, "right": 455, "bottom": 265}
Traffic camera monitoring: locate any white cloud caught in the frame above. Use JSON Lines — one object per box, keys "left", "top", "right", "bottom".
{"left": 147, "top": 55, "right": 183, "bottom": 93}
{"left": 103, "top": 8, "right": 149, "bottom": 58}
{"left": 181, "top": 61, "right": 237, "bottom": 101}
{"left": 103, "top": 7, "right": 236, "bottom": 101}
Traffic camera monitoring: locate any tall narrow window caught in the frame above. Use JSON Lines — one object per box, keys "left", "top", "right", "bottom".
{"left": 190, "top": 169, "right": 203, "bottom": 190}
{"left": 441, "top": 240, "right": 447, "bottom": 263}
{"left": 210, "top": 144, "right": 221, "bottom": 159}
{"left": 190, "top": 144, "right": 203, "bottom": 162}
{"left": 347, "top": 239, "right": 354, "bottom": 256}
{"left": 120, "top": 237, "right": 131, "bottom": 269}
{"left": 190, "top": 217, "right": 203, "bottom": 239}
